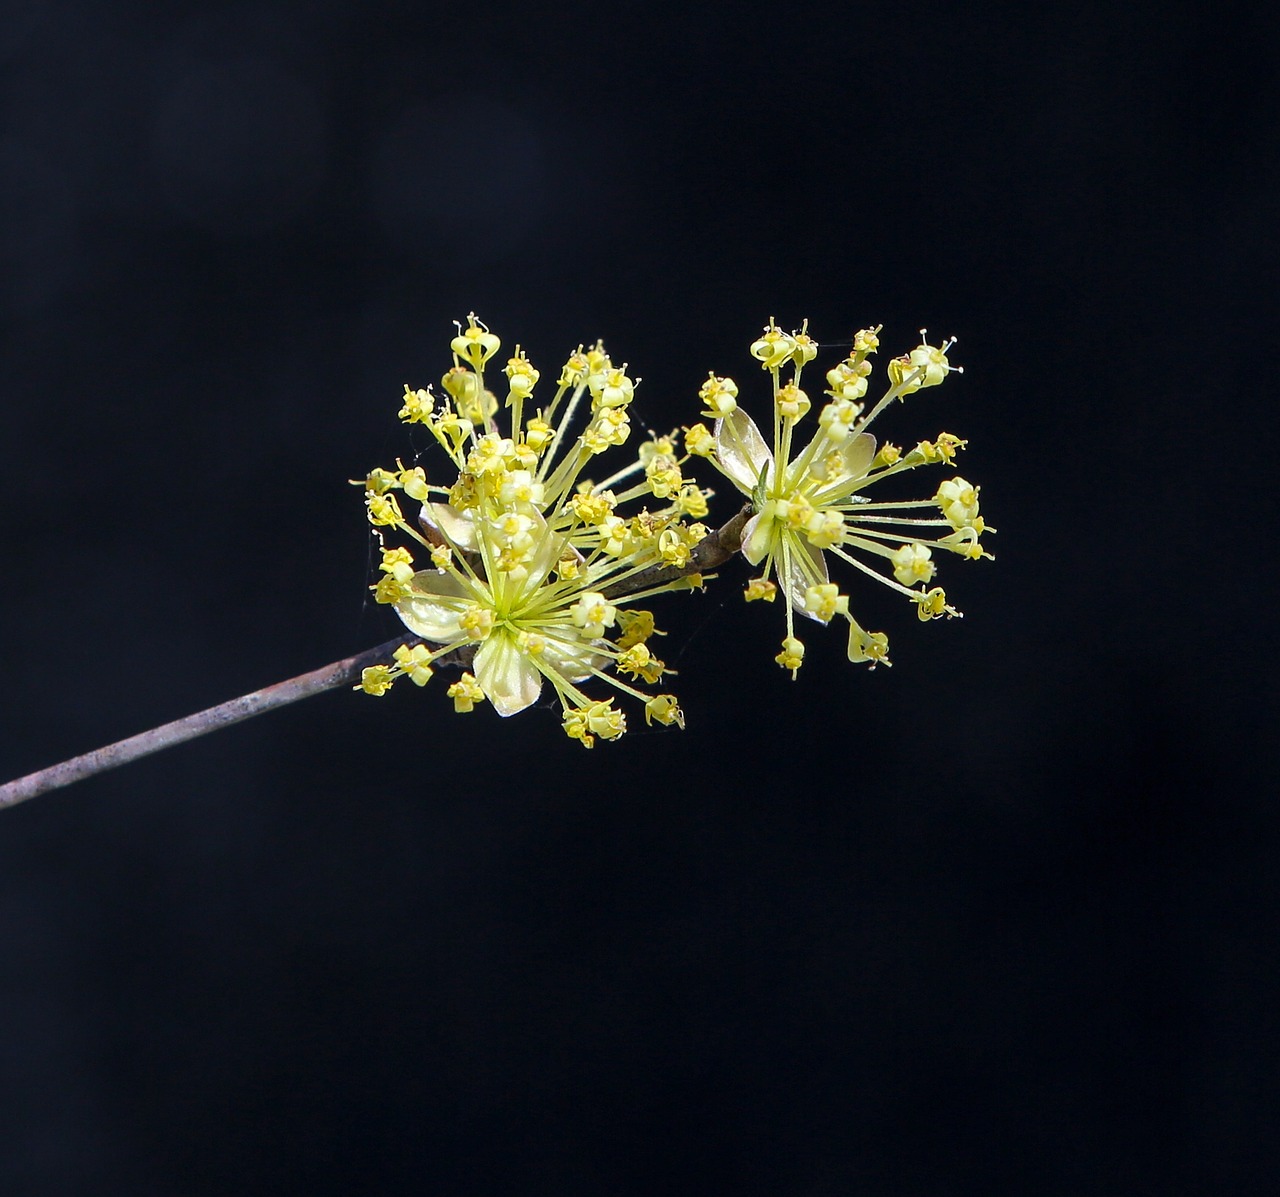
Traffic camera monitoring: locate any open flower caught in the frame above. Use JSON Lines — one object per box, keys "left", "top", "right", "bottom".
{"left": 694, "top": 319, "right": 993, "bottom": 673}
{"left": 354, "top": 315, "right": 705, "bottom": 745}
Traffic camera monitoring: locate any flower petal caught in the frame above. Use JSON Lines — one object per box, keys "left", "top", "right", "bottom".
{"left": 816, "top": 432, "right": 879, "bottom": 502}
{"left": 542, "top": 635, "right": 607, "bottom": 683}
{"left": 713, "top": 408, "right": 772, "bottom": 495}
{"left": 740, "top": 510, "right": 773, "bottom": 567}
{"left": 395, "top": 570, "right": 469, "bottom": 642}
{"left": 780, "top": 534, "right": 829, "bottom": 621}
{"left": 474, "top": 630, "right": 544, "bottom": 716}
{"left": 508, "top": 509, "right": 567, "bottom": 604}
{"left": 419, "top": 502, "right": 478, "bottom": 551}
{"left": 840, "top": 431, "right": 877, "bottom": 480}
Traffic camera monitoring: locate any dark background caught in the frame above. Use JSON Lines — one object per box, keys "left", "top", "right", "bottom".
{"left": 2, "top": 0, "right": 1276, "bottom": 1192}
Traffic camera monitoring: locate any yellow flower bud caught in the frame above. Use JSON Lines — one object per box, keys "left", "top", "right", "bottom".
{"left": 775, "top": 636, "right": 805, "bottom": 673}
{"left": 750, "top": 318, "right": 797, "bottom": 371}
{"left": 450, "top": 313, "right": 501, "bottom": 368}
{"left": 359, "top": 665, "right": 395, "bottom": 696}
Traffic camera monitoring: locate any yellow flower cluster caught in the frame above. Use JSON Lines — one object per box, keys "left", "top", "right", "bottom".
{"left": 686, "top": 319, "right": 994, "bottom": 674}
{"left": 354, "top": 315, "right": 711, "bottom": 747}
{"left": 355, "top": 313, "right": 995, "bottom": 742}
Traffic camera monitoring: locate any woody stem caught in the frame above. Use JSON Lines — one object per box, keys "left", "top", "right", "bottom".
{"left": 0, "top": 634, "right": 422, "bottom": 811}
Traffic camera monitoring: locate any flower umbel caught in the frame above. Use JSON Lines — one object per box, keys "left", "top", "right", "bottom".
{"left": 693, "top": 320, "right": 993, "bottom": 673}
{"left": 354, "top": 315, "right": 705, "bottom": 745}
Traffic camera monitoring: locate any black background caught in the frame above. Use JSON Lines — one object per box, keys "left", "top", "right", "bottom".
{"left": 2, "top": 0, "right": 1276, "bottom": 1192}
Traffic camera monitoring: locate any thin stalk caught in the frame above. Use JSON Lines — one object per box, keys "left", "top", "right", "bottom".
{"left": 0, "top": 634, "right": 422, "bottom": 811}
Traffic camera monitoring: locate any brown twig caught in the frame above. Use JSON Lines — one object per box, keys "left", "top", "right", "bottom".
{"left": 0, "top": 634, "right": 422, "bottom": 811}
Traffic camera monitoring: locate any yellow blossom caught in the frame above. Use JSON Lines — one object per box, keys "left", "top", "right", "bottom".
{"left": 775, "top": 636, "right": 805, "bottom": 674}
{"left": 366, "top": 493, "right": 403, "bottom": 527}
{"left": 504, "top": 346, "right": 539, "bottom": 398}
{"left": 441, "top": 366, "right": 482, "bottom": 407}
{"left": 380, "top": 547, "right": 415, "bottom": 584}
{"left": 890, "top": 543, "right": 936, "bottom": 587}
{"left": 399, "top": 385, "right": 434, "bottom": 424}
{"left": 393, "top": 643, "right": 435, "bottom": 686}
{"left": 359, "top": 665, "right": 394, "bottom": 696}
{"left": 399, "top": 466, "right": 428, "bottom": 501}
{"left": 570, "top": 592, "right": 617, "bottom": 638}
{"left": 684, "top": 423, "right": 716, "bottom": 457}
{"left": 847, "top": 617, "right": 891, "bottom": 667}
{"left": 615, "top": 609, "right": 659, "bottom": 649}
{"left": 750, "top": 318, "right": 798, "bottom": 371}
{"left": 446, "top": 672, "right": 485, "bottom": 712}
{"left": 699, "top": 374, "right": 739, "bottom": 418}
{"left": 915, "top": 587, "right": 958, "bottom": 620}
{"left": 887, "top": 332, "right": 961, "bottom": 394}
{"left": 450, "top": 313, "right": 501, "bottom": 368}
{"left": 673, "top": 484, "right": 709, "bottom": 519}
{"left": 372, "top": 575, "right": 411, "bottom": 604}
{"left": 644, "top": 694, "right": 684, "bottom": 728}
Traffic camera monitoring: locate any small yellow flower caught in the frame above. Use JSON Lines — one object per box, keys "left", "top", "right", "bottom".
{"left": 803, "top": 583, "right": 848, "bottom": 623}
{"left": 399, "top": 385, "right": 434, "bottom": 424}
{"left": 847, "top": 617, "right": 891, "bottom": 667}
{"left": 644, "top": 694, "right": 684, "bottom": 728}
{"left": 589, "top": 366, "right": 635, "bottom": 409}
{"left": 504, "top": 346, "right": 540, "bottom": 398}
{"left": 615, "top": 609, "right": 659, "bottom": 649}
{"left": 360, "top": 467, "right": 400, "bottom": 495}
{"left": 644, "top": 453, "right": 683, "bottom": 500}
{"left": 887, "top": 332, "right": 960, "bottom": 394}
{"left": 936, "top": 476, "right": 984, "bottom": 531}
{"left": 372, "top": 575, "right": 411, "bottom": 604}
{"left": 398, "top": 465, "right": 428, "bottom": 501}
{"left": 775, "top": 636, "right": 805, "bottom": 674}
{"left": 393, "top": 643, "right": 435, "bottom": 686}
{"left": 441, "top": 366, "right": 482, "bottom": 406}
{"left": 915, "top": 587, "right": 958, "bottom": 621}
{"left": 750, "top": 318, "right": 798, "bottom": 371}
{"left": 366, "top": 493, "right": 403, "bottom": 527}
{"left": 699, "top": 373, "right": 739, "bottom": 418}
{"left": 684, "top": 423, "right": 715, "bottom": 457}
{"left": 570, "top": 592, "right": 617, "bottom": 638}
{"left": 450, "top": 313, "right": 501, "bottom": 368}
{"left": 616, "top": 643, "right": 666, "bottom": 684}
{"left": 775, "top": 383, "right": 810, "bottom": 423}
{"left": 673, "top": 484, "right": 709, "bottom": 519}
{"left": 380, "top": 547, "right": 415, "bottom": 583}
{"left": 359, "top": 665, "right": 395, "bottom": 696}
{"left": 446, "top": 672, "right": 485, "bottom": 712}
{"left": 561, "top": 699, "right": 626, "bottom": 749}
{"left": 890, "top": 543, "right": 936, "bottom": 587}
{"left": 459, "top": 604, "right": 496, "bottom": 641}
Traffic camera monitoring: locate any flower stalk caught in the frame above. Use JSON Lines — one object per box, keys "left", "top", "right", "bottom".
{"left": 0, "top": 634, "right": 419, "bottom": 810}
